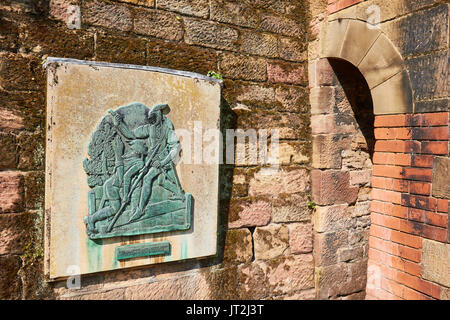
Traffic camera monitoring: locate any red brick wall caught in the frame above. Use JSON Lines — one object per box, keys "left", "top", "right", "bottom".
{"left": 366, "top": 112, "right": 449, "bottom": 300}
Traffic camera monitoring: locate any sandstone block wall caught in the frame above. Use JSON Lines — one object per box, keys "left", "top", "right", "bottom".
{"left": 0, "top": 0, "right": 313, "bottom": 299}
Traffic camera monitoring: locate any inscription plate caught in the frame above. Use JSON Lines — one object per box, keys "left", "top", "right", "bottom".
{"left": 116, "top": 241, "right": 171, "bottom": 260}
{"left": 44, "top": 58, "right": 221, "bottom": 279}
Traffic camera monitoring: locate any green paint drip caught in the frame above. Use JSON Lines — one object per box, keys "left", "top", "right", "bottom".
{"left": 180, "top": 238, "right": 189, "bottom": 260}
{"left": 86, "top": 237, "right": 103, "bottom": 273}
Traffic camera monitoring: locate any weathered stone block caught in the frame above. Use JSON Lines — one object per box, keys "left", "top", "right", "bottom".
{"left": 265, "top": 255, "right": 315, "bottom": 295}
{"left": 20, "top": 21, "right": 94, "bottom": 59}
{"left": 124, "top": 273, "right": 210, "bottom": 299}
{"left": 267, "top": 60, "right": 307, "bottom": 85}
{"left": 249, "top": 168, "right": 309, "bottom": 197}
{"left": 0, "top": 52, "right": 43, "bottom": 91}
{"left": 0, "top": 172, "right": 24, "bottom": 214}
{"left": 254, "top": 224, "right": 289, "bottom": 260}
{"left": 275, "top": 85, "right": 309, "bottom": 113}
{"left": 223, "top": 228, "right": 253, "bottom": 264}
{"left": 228, "top": 198, "right": 271, "bottom": 229}
{"left": 157, "top": 0, "right": 208, "bottom": 18}
{"left": 96, "top": 34, "right": 146, "bottom": 65}
{"left": 17, "top": 131, "right": 44, "bottom": 171}
{"left": 184, "top": 18, "right": 239, "bottom": 51}
{"left": 82, "top": 0, "right": 132, "bottom": 32}
{"left": 223, "top": 80, "right": 276, "bottom": 110}
{"left": 0, "top": 90, "right": 44, "bottom": 132}
{"left": 313, "top": 204, "right": 350, "bottom": 233}
{"left": 45, "top": 59, "right": 221, "bottom": 278}
{"left": 210, "top": 0, "right": 260, "bottom": 28}
{"left": 338, "top": 246, "right": 364, "bottom": 262}
{"left": 24, "top": 171, "right": 44, "bottom": 210}
{"left": 278, "top": 36, "right": 307, "bottom": 62}
{"left": 311, "top": 170, "right": 359, "bottom": 206}
{"left": 146, "top": 40, "right": 216, "bottom": 75}
{"left": 134, "top": 9, "right": 183, "bottom": 41}
{"left": 0, "top": 132, "right": 18, "bottom": 169}
{"left": 240, "top": 31, "right": 278, "bottom": 58}
{"left": 288, "top": 223, "right": 312, "bottom": 254}
{"left": 385, "top": 4, "right": 448, "bottom": 57}
{"left": 422, "top": 239, "right": 450, "bottom": 287}
{"left": 310, "top": 86, "right": 334, "bottom": 115}
{"left": 432, "top": 157, "right": 450, "bottom": 199}
{"left": 219, "top": 52, "right": 267, "bottom": 81}
{"left": 406, "top": 51, "right": 448, "bottom": 101}
{"left": 0, "top": 212, "right": 34, "bottom": 255}
{"left": 312, "top": 134, "right": 351, "bottom": 169}
{"left": 272, "top": 193, "right": 311, "bottom": 223}
{"left": 0, "top": 255, "right": 22, "bottom": 299}
{"left": 260, "top": 14, "right": 304, "bottom": 38}
{"left": 314, "top": 230, "right": 348, "bottom": 266}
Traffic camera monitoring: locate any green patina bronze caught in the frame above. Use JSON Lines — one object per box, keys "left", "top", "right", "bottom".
{"left": 83, "top": 102, "right": 192, "bottom": 240}
{"left": 115, "top": 241, "right": 171, "bottom": 260}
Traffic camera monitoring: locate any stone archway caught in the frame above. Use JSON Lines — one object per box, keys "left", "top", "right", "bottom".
{"left": 311, "top": 18, "right": 415, "bottom": 299}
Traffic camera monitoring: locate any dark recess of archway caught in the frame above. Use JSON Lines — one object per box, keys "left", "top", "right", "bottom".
{"left": 328, "top": 58, "right": 375, "bottom": 159}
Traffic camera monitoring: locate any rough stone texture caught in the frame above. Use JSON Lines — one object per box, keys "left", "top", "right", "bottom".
{"left": 260, "top": 14, "right": 304, "bottom": 38}
{"left": 313, "top": 204, "right": 350, "bottom": 233}
{"left": 264, "top": 255, "right": 314, "bottom": 295}
{"left": 406, "top": 51, "right": 448, "bottom": 101}
{"left": 288, "top": 223, "right": 313, "bottom": 254}
{"left": 0, "top": 212, "right": 34, "bottom": 255}
{"left": 0, "top": 132, "right": 18, "bottom": 169}
{"left": 272, "top": 194, "right": 311, "bottom": 223}
{"left": 96, "top": 33, "right": 146, "bottom": 65}
{"left": 147, "top": 41, "right": 217, "bottom": 75}
{"left": 279, "top": 36, "right": 308, "bottom": 62}
{"left": 228, "top": 198, "right": 272, "bottom": 229}
{"left": 249, "top": 169, "right": 309, "bottom": 197}
{"left": 157, "top": 0, "right": 209, "bottom": 18}
{"left": 312, "top": 135, "right": 351, "bottom": 169}
{"left": 210, "top": 0, "right": 260, "bottom": 28}
{"left": 0, "top": 255, "right": 22, "bottom": 299}
{"left": 311, "top": 170, "right": 359, "bottom": 206}
{"left": 432, "top": 157, "right": 450, "bottom": 199}
{"left": 240, "top": 31, "right": 278, "bottom": 58}
{"left": 385, "top": 4, "right": 448, "bottom": 57}
{"left": 219, "top": 52, "right": 267, "bottom": 81}
{"left": 275, "top": 85, "right": 309, "bottom": 113}
{"left": 422, "top": 239, "right": 450, "bottom": 287}
{"left": 254, "top": 224, "right": 289, "bottom": 260}
{"left": 0, "top": 0, "right": 314, "bottom": 300}
{"left": 124, "top": 273, "right": 210, "bottom": 299}
{"left": 267, "top": 60, "right": 308, "bottom": 85}
{"left": 133, "top": 9, "right": 184, "bottom": 41}
{"left": 184, "top": 18, "right": 239, "bottom": 51}
{"left": 0, "top": 52, "right": 43, "bottom": 91}
{"left": 0, "top": 172, "right": 24, "bottom": 214}
{"left": 82, "top": 0, "right": 132, "bottom": 32}
{"left": 238, "top": 254, "right": 314, "bottom": 298}
{"left": 223, "top": 228, "right": 253, "bottom": 264}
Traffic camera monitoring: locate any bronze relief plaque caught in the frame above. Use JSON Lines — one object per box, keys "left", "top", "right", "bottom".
{"left": 44, "top": 58, "right": 221, "bottom": 279}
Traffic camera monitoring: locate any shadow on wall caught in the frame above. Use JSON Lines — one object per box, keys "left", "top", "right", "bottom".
{"left": 328, "top": 58, "right": 375, "bottom": 159}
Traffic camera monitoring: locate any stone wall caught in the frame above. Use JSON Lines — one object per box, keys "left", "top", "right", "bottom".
{"left": 0, "top": 0, "right": 314, "bottom": 299}
{"left": 1, "top": 0, "right": 448, "bottom": 301}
